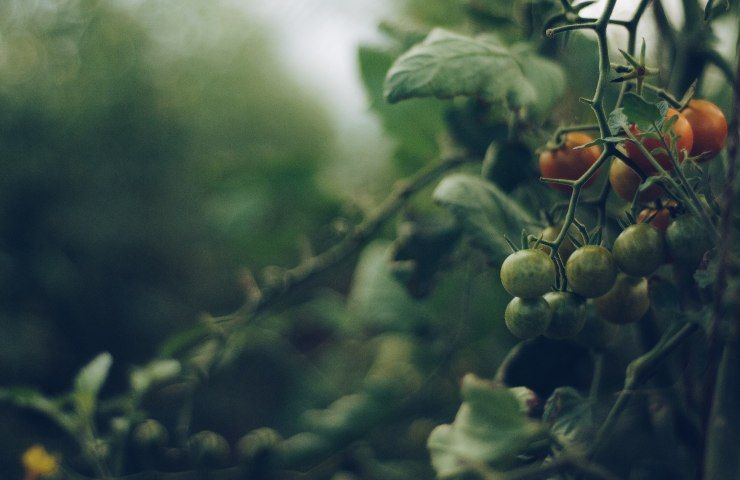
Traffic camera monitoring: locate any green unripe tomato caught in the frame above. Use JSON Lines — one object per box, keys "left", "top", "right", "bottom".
{"left": 543, "top": 291, "right": 586, "bottom": 339}
{"left": 565, "top": 245, "right": 617, "bottom": 298}
{"left": 540, "top": 224, "right": 577, "bottom": 262}
{"left": 504, "top": 297, "right": 552, "bottom": 339}
{"left": 666, "top": 215, "right": 713, "bottom": 269}
{"left": 237, "top": 428, "right": 282, "bottom": 464}
{"left": 593, "top": 273, "right": 649, "bottom": 324}
{"left": 500, "top": 249, "right": 555, "bottom": 298}
{"left": 612, "top": 223, "right": 665, "bottom": 276}
{"left": 189, "top": 431, "right": 230, "bottom": 469}
{"left": 574, "top": 302, "right": 620, "bottom": 350}
{"left": 133, "top": 419, "right": 168, "bottom": 451}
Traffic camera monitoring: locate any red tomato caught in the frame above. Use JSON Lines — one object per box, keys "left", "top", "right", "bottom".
{"left": 624, "top": 108, "right": 693, "bottom": 173}
{"left": 539, "top": 132, "right": 602, "bottom": 194}
{"left": 609, "top": 158, "right": 663, "bottom": 203}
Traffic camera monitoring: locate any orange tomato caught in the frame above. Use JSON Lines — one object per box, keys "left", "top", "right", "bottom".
{"left": 609, "top": 158, "right": 663, "bottom": 203}
{"left": 539, "top": 132, "right": 602, "bottom": 194}
{"left": 624, "top": 108, "right": 693, "bottom": 173}
{"left": 681, "top": 99, "right": 727, "bottom": 161}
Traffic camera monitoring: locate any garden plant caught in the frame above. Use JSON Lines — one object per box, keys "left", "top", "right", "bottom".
{"left": 2, "top": 0, "right": 739, "bottom": 479}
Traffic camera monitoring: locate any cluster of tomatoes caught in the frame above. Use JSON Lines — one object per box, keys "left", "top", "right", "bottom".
{"left": 499, "top": 98, "right": 726, "bottom": 342}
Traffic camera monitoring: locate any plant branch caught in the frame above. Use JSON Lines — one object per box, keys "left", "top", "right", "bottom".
{"left": 590, "top": 322, "right": 699, "bottom": 460}
{"left": 240, "top": 153, "right": 478, "bottom": 320}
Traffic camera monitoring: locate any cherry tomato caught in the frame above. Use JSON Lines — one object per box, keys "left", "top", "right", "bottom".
{"left": 543, "top": 291, "right": 586, "bottom": 339}
{"left": 624, "top": 108, "right": 694, "bottom": 173}
{"left": 612, "top": 223, "right": 666, "bottom": 276}
{"left": 665, "top": 215, "right": 713, "bottom": 268}
{"left": 133, "top": 419, "right": 168, "bottom": 452}
{"left": 682, "top": 99, "right": 727, "bottom": 160}
{"left": 500, "top": 249, "right": 555, "bottom": 298}
{"left": 539, "top": 224, "right": 577, "bottom": 262}
{"left": 566, "top": 245, "right": 617, "bottom": 298}
{"left": 574, "top": 302, "right": 620, "bottom": 350}
{"left": 609, "top": 158, "right": 663, "bottom": 203}
{"left": 539, "top": 132, "right": 602, "bottom": 194}
{"left": 637, "top": 200, "right": 676, "bottom": 232}
{"left": 504, "top": 297, "right": 552, "bottom": 339}
{"left": 189, "top": 431, "right": 230, "bottom": 469}
{"left": 593, "top": 274, "right": 649, "bottom": 324}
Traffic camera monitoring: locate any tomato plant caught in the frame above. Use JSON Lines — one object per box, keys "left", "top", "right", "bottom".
{"left": 539, "top": 132, "right": 601, "bottom": 193}
{"left": 682, "top": 99, "right": 728, "bottom": 160}
{"left": 624, "top": 108, "right": 694, "bottom": 172}
{"left": 1, "top": 1, "right": 736, "bottom": 480}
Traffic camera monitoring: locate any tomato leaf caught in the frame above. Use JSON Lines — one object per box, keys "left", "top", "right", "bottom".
{"left": 347, "top": 242, "right": 428, "bottom": 333}
{"left": 427, "top": 374, "right": 547, "bottom": 477}
{"left": 432, "top": 174, "right": 535, "bottom": 265}
{"left": 543, "top": 387, "right": 594, "bottom": 454}
{"left": 622, "top": 93, "right": 662, "bottom": 129}
{"left": 607, "top": 108, "right": 628, "bottom": 135}
{"left": 384, "top": 29, "right": 564, "bottom": 115}
{"left": 73, "top": 352, "right": 112, "bottom": 418}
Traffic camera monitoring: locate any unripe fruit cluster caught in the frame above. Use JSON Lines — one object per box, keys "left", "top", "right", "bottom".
{"left": 500, "top": 212, "right": 711, "bottom": 340}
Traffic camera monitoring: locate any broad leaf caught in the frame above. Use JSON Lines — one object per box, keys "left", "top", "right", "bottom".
{"left": 347, "top": 242, "right": 428, "bottom": 333}
{"left": 384, "top": 29, "right": 564, "bottom": 114}
{"left": 433, "top": 174, "right": 535, "bottom": 265}
{"left": 543, "top": 387, "right": 594, "bottom": 453}
{"left": 427, "top": 374, "right": 547, "bottom": 477}
{"left": 359, "top": 45, "right": 445, "bottom": 172}
{"left": 622, "top": 93, "right": 662, "bottom": 129}
{"left": 607, "top": 108, "right": 628, "bottom": 135}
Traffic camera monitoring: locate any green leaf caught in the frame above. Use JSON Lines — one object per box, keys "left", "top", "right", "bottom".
{"left": 74, "top": 352, "right": 112, "bottom": 418}
{"left": 384, "top": 29, "right": 564, "bottom": 114}
{"left": 511, "top": 44, "right": 566, "bottom": 118}
{"left": 622, "top": 93, "right": 662, "bottom": 129}
{"left": 130, "top": 359, "right": 182, "bottom": 394}
{"left": 347, "top": 242, "right": 428, "bottom": 333}
{"left": 543, "top": 387, "right": 594, "bottom": 454}
{"left": 0, "top": 387, "right": 59, "bottom": 416}
{"left": 639, "top": 175, "right": 664, "bottom": 191}
{"left": 0, "top": 387, "right": 76, "bottom": 433}
{"left": 433, "top": 174, "right": 535, "bottom": 265}
{"left": 427, "top": 374, "right": 547, "bottom": 477}
{"left": 359, "top": 45, "right": 445, "bottom": 172}
{"left": 573, "top": 137, "right": 622, "bottom": 149}
{"left": 607, "top": 108, "right": 628, "bottom": 135}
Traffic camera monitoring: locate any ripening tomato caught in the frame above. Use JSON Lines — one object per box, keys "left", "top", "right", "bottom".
{"left": 566, "top": 245, "right": 618, "bottom": 298}
{"left": 500, "top": 249, "right": 555, "bottom": 299}
{"left": 624, "top": 108, "right": 694, "bottom": 173}
{"left": 637, "top": 200, "right": 677, "bottom": 232}
{"left": 539, "top": 132, "right": 602, "bottom": 194}
{"left": 504, "top": 297, "right": 552, "bottom": 339}
{"left": 612, "top": 223, "right": 666, "bottom": 277}
{"left": 609, "top": 158, "right": 663, "bottom": 203}
{"left": 666, "top": 215, "right": 713, "bottom": 269}
{"left": 681, "top": 99, "right": 728, "bottom": 160}
{"left": 593, "top": 274, "right": 649, "bottom": 324}
{"left": 539, "top": 224, "right": 577, "bottom": 262}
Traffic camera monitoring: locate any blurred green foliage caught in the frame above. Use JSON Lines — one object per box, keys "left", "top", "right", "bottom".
{"left": 0, "top": 0, "right": 735, "bottom": 478}
{"left": 0, "top": 0, "right": 340, "bottom": 473}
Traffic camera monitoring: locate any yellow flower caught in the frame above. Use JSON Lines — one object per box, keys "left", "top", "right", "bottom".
{"left": 21, "top": 445, "right": 59, "bottom": 479}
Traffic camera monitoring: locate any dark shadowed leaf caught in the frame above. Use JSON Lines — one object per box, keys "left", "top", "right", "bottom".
{"left": 433, "top": 174, "right": 535, "bottom": 265}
